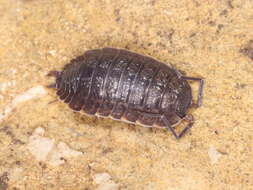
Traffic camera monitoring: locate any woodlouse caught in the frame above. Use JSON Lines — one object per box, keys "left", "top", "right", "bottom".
{"left": 48, "top": 48, "right": 204, "bottom": 139}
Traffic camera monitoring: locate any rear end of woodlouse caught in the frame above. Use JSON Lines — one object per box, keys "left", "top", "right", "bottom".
{"left": 47, "top": 47, "right": 204, "bottom": 139}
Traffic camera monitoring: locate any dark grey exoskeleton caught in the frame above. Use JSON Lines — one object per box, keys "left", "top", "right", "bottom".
{"left": 48, "top": 48, "right": 204, "bottom": 139}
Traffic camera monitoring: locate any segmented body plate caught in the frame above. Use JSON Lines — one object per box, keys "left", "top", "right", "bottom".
{"left": 55, "top": 48, "right": 192, "bottom": 128}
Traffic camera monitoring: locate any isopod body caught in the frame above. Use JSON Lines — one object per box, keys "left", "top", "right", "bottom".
{"left": 48, "top": 48, "right": 204, "bottom": 139}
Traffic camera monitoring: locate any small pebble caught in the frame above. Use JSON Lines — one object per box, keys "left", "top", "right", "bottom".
{"left": 208, "top": 146, "right": 222, "bottom": 164}
{"left": 93, "top": 173, "right": 119, "bottom": 190}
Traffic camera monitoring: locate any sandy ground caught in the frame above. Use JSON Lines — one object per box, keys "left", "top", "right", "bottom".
{"left": 0, "top": 0, "right": 253, "bottom": 189}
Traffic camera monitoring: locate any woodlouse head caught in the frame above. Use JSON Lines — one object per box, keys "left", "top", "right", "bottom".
{"left": 174, "top": 87, "right": 192, "bottom": 119}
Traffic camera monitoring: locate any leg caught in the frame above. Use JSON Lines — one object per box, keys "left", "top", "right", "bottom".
{"left": 136, "top": 110, "right": 194, "bottom": 139}
{"left": 179, "top": 114, "right": 194, "bottom": 138}
{"left": 136, "top": 112, "right": 180, "bottom": 139}
{"left": 160, "top": 115, "right": 179, "bottom": 139}
{"left": 182, "top": 76, "right": 204, "bottom": 107}
{"left": 161, "top": 114, "right": 194, "bottom": 139}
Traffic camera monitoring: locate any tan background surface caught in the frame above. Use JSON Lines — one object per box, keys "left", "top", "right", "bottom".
{"left": 0, "top": 0, "right": 253, "bottom": 189}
